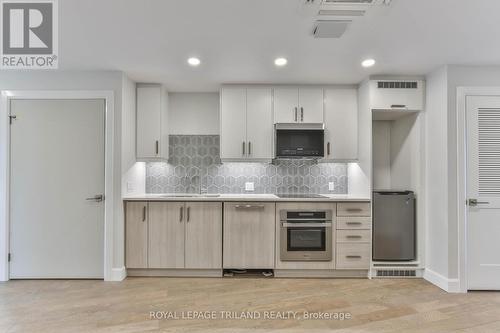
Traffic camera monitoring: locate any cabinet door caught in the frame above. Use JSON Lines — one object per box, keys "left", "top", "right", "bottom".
{"left": 324, "top": 88, "right": 358, "bottom": 160}
{"left": 299, "top": 88, "right": 324, "bottom": 123}
{"left": 125, "top": 202, "right": 148, "bottom": 268}
{"left": 148, "top": 202, "right": 185, "bottom": 268}
{"left": 246, "top": 88, "right": 273, "bottom": 160}
{"left": 274, "top": 88, "right": 298, "bottom": 123}
{"left": 223, "top": 203, "right": 275, "bottom": 269}
{"left": 220, "top": 88, "right": 247, "bottom": 159}
{"left": 184, "top": 202, "right": 222, "bottom": 269}
{"left": 137, "top": 85, "right": 162, "bottom": 159}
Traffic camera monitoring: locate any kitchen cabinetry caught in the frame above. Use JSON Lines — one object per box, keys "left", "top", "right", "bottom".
{"left": 125, "top": 202, "right": 148, "bottom": 268}
{"left": 335, "top": 202, "right": 371, "bottom": 270}
{"left": 223, "top": 202, "right": 275, "bottom": 269}
{"left": 274, "top": 87, "right": 324, "bottom": 123}
{"left": 125, "top": 201, "right": 222, "bottom": 270}
{"left": 220, "top": 87, "right": 273, "bottom": 161}
{"left": 136, "top": 84, "right": 168, "bottom": 160}
{"left": 323, "top": 88, "right": 358, "bottom": 161}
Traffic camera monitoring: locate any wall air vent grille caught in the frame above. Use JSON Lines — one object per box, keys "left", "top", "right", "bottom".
{"left": 377, "top": 81, "right": 418, "bottom": 89}
{"left": 376, "top": 270, "right": 417, "bottom": 277}
{"left": 478, "top": 108, "right": 500, "bottom": 196}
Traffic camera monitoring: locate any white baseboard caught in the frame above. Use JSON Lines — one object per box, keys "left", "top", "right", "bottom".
{"left": 107, "top": 266, "right": 126, "bottom": 281}
{"left": 424, "top": 268, "right": 461, "bottom": 293}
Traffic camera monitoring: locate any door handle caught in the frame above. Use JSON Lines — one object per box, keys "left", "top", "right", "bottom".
{"left": 155, "top": 140, "right": 159, "bottom": 155}
{"left": 248, "top": 141, "right": 251, "bottom": 155}
{"left": 142, "top": 206, "right": 147, "bottom": 222}
{"left": 327, "top": 142, "right": 331, "bottom": 156}
{"left": 86, "top": 194, "right": 104, "bottom": 202}
{"left": 294, "top": 107, "right": 298, "bottom": 122}
{"left": 242, "top": 141, "right": 245, "bottom": 156}
{"left": 179, "top": 206, "right": 183, "bottom": 222}
{"left": 187, "top": 206, "right": 191, "bottom": 222}
{"left": 300, "top": 107, "right": 304, "bottom": 122}
{"left": 468, "top": 199, "right": 490, "bottom": 207}
{"left": 346, "top": 255, "right": 362, "bottom": 259}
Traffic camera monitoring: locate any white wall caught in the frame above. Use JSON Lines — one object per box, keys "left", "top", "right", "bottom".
{"left": 372, "top": 121, "right": 391, "bottom": 190}
{"left": 424, "top": 66, "right": 449, "bottom": 280}
{"left": 0, "top": 70, "right": 129, "bottom": 281}
{"left": 168, "top": 92, "right": 219, "bottom": 135}
{"left": 348, "top": 81, "right": 371, "bottom": 198}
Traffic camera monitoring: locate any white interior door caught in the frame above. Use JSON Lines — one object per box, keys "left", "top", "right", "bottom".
{"left": 10, "top": 99, "right": 105, "bottom": 279}
{"left": 466, "top": 95, "right": 500, "bottom": 290}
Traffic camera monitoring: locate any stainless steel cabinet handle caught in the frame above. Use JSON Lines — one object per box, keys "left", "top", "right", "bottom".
{"left": 187, "top": 206, "right": 191, "bottom": 222}
{"left": 294, "top": 107, "right": 298, "bottom": 122}
{"left": 346, "top": 235, "right": 362, "bottom": 239}
{"left": 155, "top": 140, "right": 159, "bottom": 155}
{"left": 468, "top": 199, "right": 490, "bottom": 206}
{"left": 242, "top": 141, "right": 245, "bottom": 156}
{"left": 327, "top": 142, "right": 331, "bottom": 156}
{"left": 179, "top": 206, "right": 183, "bottom": 222}
{"left": 346, "top": 255, "right": 362, "bottom": 259}
{"left": 391, "top": 104, "right": 407, "bottom": 109}
{"left": 346, "top": 208, "right": 363, "bottom": 212}
{"left": 248, "top": 142, "right": 251, "bottom": 155}
{"left": 346, "top": 222, "right": 362, "bottom": 225}
{"left": 86, "top": 194, "right": 104, "bottom": 202}
{"left": 300, "top": 107, "right": 304, "bottom": 122}
{"left": 142, "top": 205, "right": 147, "bottom": 222}
{"left": 234, "top": 204, "right": 265, "bottom": 209}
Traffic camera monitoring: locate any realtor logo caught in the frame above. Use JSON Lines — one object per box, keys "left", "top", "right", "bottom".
{"left": 1, "top": 0, "right": 58, "bottom": 69}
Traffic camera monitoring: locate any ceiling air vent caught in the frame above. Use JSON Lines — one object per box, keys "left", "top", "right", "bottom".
{"left": 376, "top": 270, "right": 417, "bottom": 277}
{"left": 318, "top": 9, "right": 365, "bottom": 16}
{"left": 377, "top": 81, "right": 418, "bottom": 89}
{"left": 313, "top": 20, "right": 351, "bottom": 38}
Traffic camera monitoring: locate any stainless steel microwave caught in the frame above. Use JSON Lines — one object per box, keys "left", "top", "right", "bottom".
{"left": 275, "top": 123, "right": 325, "bottom": 159}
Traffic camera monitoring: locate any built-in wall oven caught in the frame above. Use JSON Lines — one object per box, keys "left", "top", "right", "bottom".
{"left": 280, "top": 210, "right": 332, "bottom": 261}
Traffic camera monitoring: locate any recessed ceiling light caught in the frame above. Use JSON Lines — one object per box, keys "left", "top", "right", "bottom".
{"left": 187, "top": 57, "right": 201, "bottom": 66}
{"left": 274, "top": 57, "right": 288, "bottom": 67}
{"left": 361, "top": 58, "right": 376, "bottom": 68}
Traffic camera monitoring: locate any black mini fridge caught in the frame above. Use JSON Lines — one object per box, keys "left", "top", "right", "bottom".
{"left": 373, "top": 191, "right": 416, "bottom": 261}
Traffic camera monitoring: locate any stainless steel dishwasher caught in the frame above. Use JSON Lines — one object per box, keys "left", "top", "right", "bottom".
{"left": 373, "top": 191, "right": 416, "bottom": 261}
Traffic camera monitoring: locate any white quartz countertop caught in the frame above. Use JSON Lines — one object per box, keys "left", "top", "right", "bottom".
{"left": 123, "top": 193, "right": 370, "bottom": 202}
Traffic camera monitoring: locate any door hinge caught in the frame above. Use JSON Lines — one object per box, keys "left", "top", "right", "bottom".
{"left": 8, "top": 253, "right": 11, "bottom": 262}
{"left": 9, "top": 115, "right": 16, "bottom": 124}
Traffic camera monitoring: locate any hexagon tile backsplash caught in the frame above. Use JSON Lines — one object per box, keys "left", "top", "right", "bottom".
{"left": 146, "top": 135, "right": 348, "bottom": 194}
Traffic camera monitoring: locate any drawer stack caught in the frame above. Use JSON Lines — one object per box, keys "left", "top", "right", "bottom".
{"left": 336, "top": 202, "right": 371, "bottom": 270}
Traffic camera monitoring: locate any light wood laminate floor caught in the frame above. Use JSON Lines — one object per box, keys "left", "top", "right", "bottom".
{"left": 1, "top": 277, "right": 500, "bottom": 332}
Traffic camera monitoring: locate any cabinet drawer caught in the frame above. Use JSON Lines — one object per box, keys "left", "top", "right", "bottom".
{"left": 337, "top": 202, "right": 371, "bottom": 216}
{"left": 336, "top": 243, "right": 370, "bottom": 270}
{"left": 337, "top": 216, "right": 371, "bottom": 230}
{"left": 337, "top": 230, "right": 371, "bottom": 243}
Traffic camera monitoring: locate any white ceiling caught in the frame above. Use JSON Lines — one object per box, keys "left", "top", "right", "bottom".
{"left": 59, "top": 0, "right": 500, "bottom": 91}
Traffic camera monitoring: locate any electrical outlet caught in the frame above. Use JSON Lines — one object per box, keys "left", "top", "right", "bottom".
{"left": 245, "top": 182, "right": 255, "bottom": 192}
{"left": 328, "top": 182, "right": 335, "bottom": 191}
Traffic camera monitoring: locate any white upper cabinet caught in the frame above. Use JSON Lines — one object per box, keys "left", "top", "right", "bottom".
{"left": 324, "top": 88, "right": 358, "bottom": 161}
{"left": 136, "top": 84, "right": 168, "bottom": 160}
{"left": 299, "top": 88, "right": 324, "bottom": 123}
{"left": 274, "top": 87, "right": 324, "bottom": 123}
{"left": 274, "top": 88, "right": 299, "bottom": 123}
{"left": 220, "top": 87, "right": 273, "bottom": 161}
{"left": 220, "top": 88, "right": 247, "bottom": 159}
{"left": 370, "top": 80, "right": 424, "bottom": 111}
{"left": 246, "top": 88, "right": 273, "bottom": 159}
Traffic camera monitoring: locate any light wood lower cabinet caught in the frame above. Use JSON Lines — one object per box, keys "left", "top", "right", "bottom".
{"left": 223, "top": 202, "right": 275, "bottom": 269}
{"left": 125, "top": 202, "right": 148, "bottom": 268}
{"left": 185, "top": 202, "right": 222, "bottom": 269}
{"left": 126, "top": 201, "right": 222, "bottom": 270}
{"left": 148, "top": 202, "right": 184, "bottom": 268}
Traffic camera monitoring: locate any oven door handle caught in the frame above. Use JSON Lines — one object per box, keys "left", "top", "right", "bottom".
{"left": 282, "top": 218, "right": 331, "bottom": 222}
{"left": 281, "top": 222, "right": 332, "bottom": 228}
